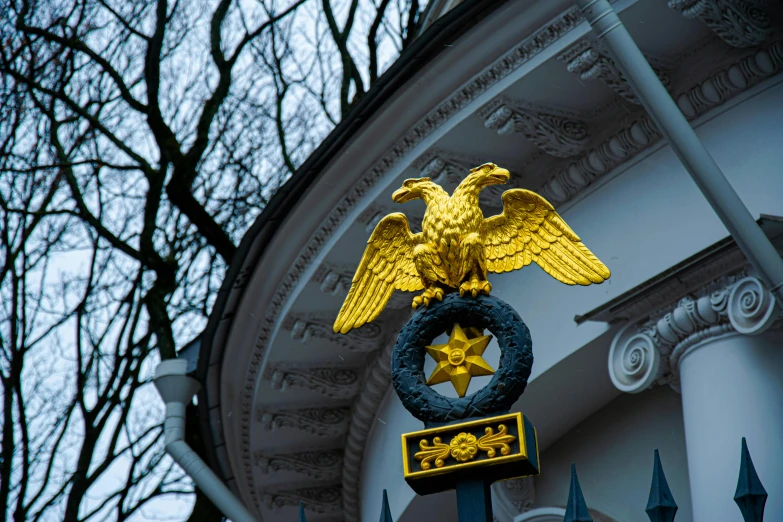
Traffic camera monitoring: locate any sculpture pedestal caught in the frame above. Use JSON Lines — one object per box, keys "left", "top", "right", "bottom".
{"left": 679, "top": 330, "right": 783, "bottom": 521}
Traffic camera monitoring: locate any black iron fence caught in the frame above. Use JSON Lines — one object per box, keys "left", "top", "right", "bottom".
{"left": 297, "top": 437, "right": 768, "bottom": 522}
{"left": 564, "top": 438, "right": 768, "bottom": 522}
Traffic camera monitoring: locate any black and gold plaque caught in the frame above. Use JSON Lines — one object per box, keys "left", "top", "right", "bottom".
{"left": 401, "top": 412, "right": 540, "bottom": 495}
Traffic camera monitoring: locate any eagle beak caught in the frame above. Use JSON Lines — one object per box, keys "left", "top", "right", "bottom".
{"left": 488, "top": 167, "right": 510, "bottom": 184}
{"left": 392, "top": 186, "right": 411, "bottom": 203}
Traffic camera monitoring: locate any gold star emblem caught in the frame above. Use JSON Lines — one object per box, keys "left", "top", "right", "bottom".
{"left": 425, "top": 323, "right": 495, "bottom": 397}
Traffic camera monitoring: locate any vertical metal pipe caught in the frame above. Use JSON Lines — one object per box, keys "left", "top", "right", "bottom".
{"left": 572, "top": 0, "right": 783, "bottom": 306}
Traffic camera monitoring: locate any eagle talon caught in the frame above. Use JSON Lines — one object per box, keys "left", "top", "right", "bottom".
{"left": 412, "top": 287, "right": 443, "bottom": 309}
{"left": 459, "top": 277, "right": 492, "bottom": 299}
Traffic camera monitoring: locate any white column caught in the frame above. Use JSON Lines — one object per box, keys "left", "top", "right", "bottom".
{"left": 608, "top": 274, "right": 783, "bottom": 522}
{"left": 679, "top": 330, "right": 783, "bottom": 522}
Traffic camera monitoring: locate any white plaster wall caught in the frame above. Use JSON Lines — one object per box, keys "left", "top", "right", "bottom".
{"left": 358, "top": 78, "right": 783, "bottom": 521}
{"left": 535, "top": 385, "right": 692, "bottom": 522}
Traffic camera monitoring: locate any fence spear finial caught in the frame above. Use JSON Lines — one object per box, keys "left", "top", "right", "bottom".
{"left": 646, "top": 449, "right": 677, "bottom": 522}
{"left": 735, "top": 437, "right": 767, "bottom": 522}
{"left": 298, "top": 501, "right": 307, "bottom": 522}
{"left": 564, "top": 463, "right": 592, "bottom": 522}
{"left": 379, "top": 489, "right": 394, "bottom": 522}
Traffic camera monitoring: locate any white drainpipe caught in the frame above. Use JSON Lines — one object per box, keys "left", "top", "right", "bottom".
{"left": 154, "top": 359, "right": 259, "bottom": 522}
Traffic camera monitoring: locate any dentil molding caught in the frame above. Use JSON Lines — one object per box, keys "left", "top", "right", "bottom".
{"left": 481, "top": 97, "right": 591, "bottom": 158}
{"left": 558, "top": 40, "right": 671, "bottom": 104}
{"left": 609, "top": 272, "right": 782, "bottom": 394}
{"left": 668, "top": 0, "right": 776, "bottom": 48}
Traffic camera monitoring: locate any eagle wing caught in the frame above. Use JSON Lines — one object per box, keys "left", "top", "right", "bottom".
{"left": 333, "top": 213, "right": 424, "bottom": 334}
{"left": 483, "top": 189, "right": 610, "bottom": 285}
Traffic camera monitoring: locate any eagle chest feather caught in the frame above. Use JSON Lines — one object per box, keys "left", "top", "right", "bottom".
{"left": 423, "top": 197, "right": 483, "bottom": 265}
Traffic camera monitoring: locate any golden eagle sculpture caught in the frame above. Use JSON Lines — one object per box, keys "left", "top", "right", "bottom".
{"left": 333, "top": 163, "right": 610, "bottom": 334}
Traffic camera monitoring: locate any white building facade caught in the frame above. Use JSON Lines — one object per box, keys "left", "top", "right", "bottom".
{"left": 195, "top": 1, "right": 783, "bottom": 521}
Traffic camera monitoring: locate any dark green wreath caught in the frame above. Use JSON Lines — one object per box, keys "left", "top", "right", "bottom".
{"left": 391, "top": 293, "right": 533, "bottom": 427}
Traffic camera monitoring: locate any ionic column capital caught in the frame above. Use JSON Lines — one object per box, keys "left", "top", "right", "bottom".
{"left": 608, "top": 273, "right": 782, "bottom": 393}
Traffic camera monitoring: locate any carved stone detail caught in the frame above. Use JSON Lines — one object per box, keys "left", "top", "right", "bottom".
{"left": 559, "top": 40, "right": 671, "bottom": 104}
{"left": 538, "top": 117, "right": 661, "bottom": 204}
{"left": 481, "top": 98, "right": 590, "bottom": 158}
{"left": 254, "top": 449, "right": 343, "bottom": 480}
{"left": 267, "top": 364, "right": 360, "bottom": 400}
{"left": 675, "top": 41, "right": 783, "bottom": 118}
{"left": 283, "top": 313, "right": 386, "bottom": 352}
{"left": 263, "top": 485, "right": 342, "bottom": 513}
{"left": 492, "top": 477, "right": 535, "bottom": 520}
{"left": 256, "top": 406, "right": 350, "bottom": 437}
{"left": 609, "top": 272, "right": 782, "bottom": 393}
{"left": 341, "top": 341, "right": 396, "bottom": 521}
{"left": 668, "top": 0, "right": 775, "bottom": 48}
{"left": 540, "top": 40, "right": 783, "bottom": 206}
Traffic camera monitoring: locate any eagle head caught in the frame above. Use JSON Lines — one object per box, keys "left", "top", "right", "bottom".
{"left": 392, "top": 177, "right": 436, "bottom": 203}
{"left": 468, "top": 163, "right": 510, "bottom": 187}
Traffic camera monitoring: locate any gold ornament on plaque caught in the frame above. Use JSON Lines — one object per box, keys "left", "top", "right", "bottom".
{"left": 413, "top": 423, "right": 517, "bottom": 471}
{"left": 333, "top": 163, "right": 610, "bottom": 334}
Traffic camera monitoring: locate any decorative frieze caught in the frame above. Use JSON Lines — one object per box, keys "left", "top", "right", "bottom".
{"left": 609, "top": 273, "right": 781, "bottom": 394}
{"left": 283, "top": 313, "right": 385, "bottom": 352}
{"left": 256, "top": 406, "right": 350, "bottom": 437}
{"left": 668, "top": 0, "right": 775, "bottom": 48}
{"left": 538, "top": 116, "right": 661, "bottom": 205}
{"left": 492, "top": 477, "right": 535, "bottom": 519}
{"left": 676, "top": 41, "right": 783, "bottom": 118}
{"left": 262, "top": 484, "right": 342, "bottom": 513}
{"left": 254, "top": 449, "right": 343, "bottom": 480}
{"left": 481, "top": 98, "right": 590, "bottom": 158}
{"left": 559, "top": 40, "right": 671, "bottom": 104}
{"left": 539, "top": 40, "right": 783, "bottom": 206}
{"left": 267, "top": 364, "right": 360, "bottom": 400}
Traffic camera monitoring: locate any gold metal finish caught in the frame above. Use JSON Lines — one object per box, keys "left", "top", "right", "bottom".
{"left": 476, "top": 425, "right": 515, "bottom": 458}
{"left": 414, "top": 424, "right": 516, "bottom": 469}
{"left": 414, "top": 437, "right": 450, "bottom": 470}
{"left": 407, "top": 416, "right": 521, "bottom": 473}
{"left": 449, "top": 433, "right": 479, "bottom": 462}
{"left": 424, "top": 323, "right": 494, "bottom": 397}
{"left": 333, "top": 163, "right": 611, "bottom": 334}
